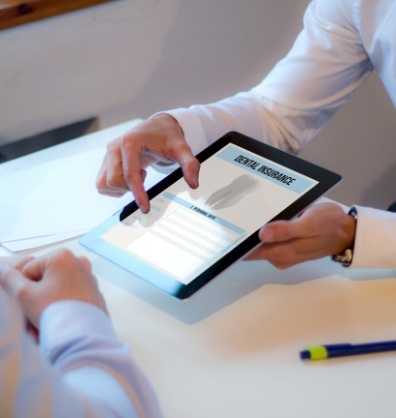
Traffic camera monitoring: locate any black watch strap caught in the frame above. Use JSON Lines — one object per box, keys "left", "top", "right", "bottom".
{"left": 331, "top": 207, "right": 357, "bottom": 267}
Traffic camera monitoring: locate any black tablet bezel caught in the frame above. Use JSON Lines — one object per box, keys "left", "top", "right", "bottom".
{"left": 80, "top": 131, "right": 341, "bottom": 299}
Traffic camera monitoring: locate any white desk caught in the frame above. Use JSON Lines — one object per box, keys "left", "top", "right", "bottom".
{"left": 2, "top": 121, "right": 396, "bottom": 418}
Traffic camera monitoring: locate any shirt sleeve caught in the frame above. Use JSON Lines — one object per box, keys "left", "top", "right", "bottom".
{"left": 351, "top": 206, "right": 396, "bottom": 270}
{"left": 0, "top": 295, "right": 160, "bottom": 418}
{"left": 164, "top": 0, "right": 373, "bottom": 156}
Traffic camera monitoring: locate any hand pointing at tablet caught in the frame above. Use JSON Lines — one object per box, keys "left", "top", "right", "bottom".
{"left": 96, "top": 114, "right": 200, "bottom": 214}
{"left": 97, "top": 0, "right": 396, "bottom": 271}
{"left": 95, "top": 117, "right": 353, "bottom": 271}
{"left": 94, "top": 115, "right": 355, "bottom": 271}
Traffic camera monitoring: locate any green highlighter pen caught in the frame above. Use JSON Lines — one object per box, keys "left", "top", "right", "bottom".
{"left": 300, "top": 340, "right": 396, "bottom": 361}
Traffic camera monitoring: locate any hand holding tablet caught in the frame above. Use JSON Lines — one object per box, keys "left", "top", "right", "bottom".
{"left": 81, "top": 132, "right": 341, "bottom": 299}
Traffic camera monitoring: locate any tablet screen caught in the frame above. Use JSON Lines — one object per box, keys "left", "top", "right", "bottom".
{"left": 80, "top": 132, "right": 341, "bottom": 299}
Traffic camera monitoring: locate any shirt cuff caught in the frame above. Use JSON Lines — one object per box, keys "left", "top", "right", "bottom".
{"left": 351, "top": 205, "right": 396, "bottom": 269}
{"left": 39, "top": 301, "right": 116, "bottom": 359}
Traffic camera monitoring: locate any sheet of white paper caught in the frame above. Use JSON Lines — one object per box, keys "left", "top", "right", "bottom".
{"left": 1, "top": 229, "right": 89, "bottom": 253}
{"left": 0, "top": 147, "right": 164, "bottom": 251}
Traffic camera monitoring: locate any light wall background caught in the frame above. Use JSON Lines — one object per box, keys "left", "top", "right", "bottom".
{"left": 1, "top": 0, "right": 395, "bottom": 209}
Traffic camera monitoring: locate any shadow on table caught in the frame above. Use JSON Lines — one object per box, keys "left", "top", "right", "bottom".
{"left": 93, "top": 255, "right": 396, "bottom": 325}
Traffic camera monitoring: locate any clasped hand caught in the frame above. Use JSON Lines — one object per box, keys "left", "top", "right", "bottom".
{"left": 0, "top": 249, "right": 107, "bottom": 331}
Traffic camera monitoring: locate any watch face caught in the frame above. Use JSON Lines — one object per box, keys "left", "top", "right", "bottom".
{"left": 331, "top": 206, "right": 357, "bottom": 266}
{"left": 332, "top": 248, "right": 353, "bottom": 266}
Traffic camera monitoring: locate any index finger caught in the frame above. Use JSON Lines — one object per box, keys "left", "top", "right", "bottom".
{"left": 120, "top": 142, "right": 151, "bottom": 213}
{"left": 177, "top": 150, "right": 200, "bottom": 190}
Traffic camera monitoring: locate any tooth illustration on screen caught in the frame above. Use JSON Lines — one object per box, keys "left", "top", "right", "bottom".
{"left": 205, "top": 174, "right": 261, "bottom": 210}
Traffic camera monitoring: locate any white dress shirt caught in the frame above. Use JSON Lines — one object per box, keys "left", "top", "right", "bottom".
{"left": 0, "top": 289, "right": 160, "bottom": 418}
{"left": 164, "top": 0, "right": 396, "bottom": 269}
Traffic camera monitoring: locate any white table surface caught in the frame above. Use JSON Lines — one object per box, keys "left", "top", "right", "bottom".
{"left": 2, "top": 120, "right": 396, "bottom": 418}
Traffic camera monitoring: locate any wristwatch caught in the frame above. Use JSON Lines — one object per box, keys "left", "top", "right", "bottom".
{"left": 331, "top": 207, "right": 358, "bottom": 267}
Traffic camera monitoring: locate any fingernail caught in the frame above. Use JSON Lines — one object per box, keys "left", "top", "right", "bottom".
{"left": 140, "top": 204, "right": 150, "bottom": 214}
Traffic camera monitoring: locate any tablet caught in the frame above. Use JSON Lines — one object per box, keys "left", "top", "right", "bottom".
{"left": 80, "top": 131, "right": 341, "bottom": 299}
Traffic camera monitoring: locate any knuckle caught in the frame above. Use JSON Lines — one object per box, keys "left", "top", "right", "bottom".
{"left": 60, "top": 248, "right": 75, "bottom": 261}
{"left": 270, "top": 258, "right": 288, "bottom": 269}
{"left": 275, "top": 262, "right": 291, "bottom": 270}
{"left": 16, "top": 284, "right": 33, "bottom": 305}
{"left": 267, "top": 247, "right": 296, "bottom": 270}
{"left": 52, "top": 248, "right": 74, "bottom": 264}
{"left": 106, "top": 138, "right": 120, "bottom": 153}
{"left": 106, "top": 176, "right": 126, "bottom": 190}
{"left": 119, "top": 133, "right": 137, "bottom": 150}
{"left": 95, "top": 175, "right": 106, "bottom": 191}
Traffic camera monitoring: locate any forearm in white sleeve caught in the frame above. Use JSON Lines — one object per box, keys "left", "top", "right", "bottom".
{"left": 39, "top": 301, "right": 160, "bottom": 418}
{"left": 351, "top": 206, "right": 396, "bottom": 270}
{"left": 166, "top": 0, "right": 373, "bottom": 157}
{"left": 167, "top": 91, "right": 302, "bottom": 156}
{"left": 0, "top": 296, "right": 159, "bottom": 418}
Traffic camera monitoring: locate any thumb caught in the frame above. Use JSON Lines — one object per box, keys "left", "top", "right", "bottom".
{"left": 259, "top": 218, "right": 307, "bottom": 243}
{"left": 0, "top": 263, "right": 30, "bottom": 300}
